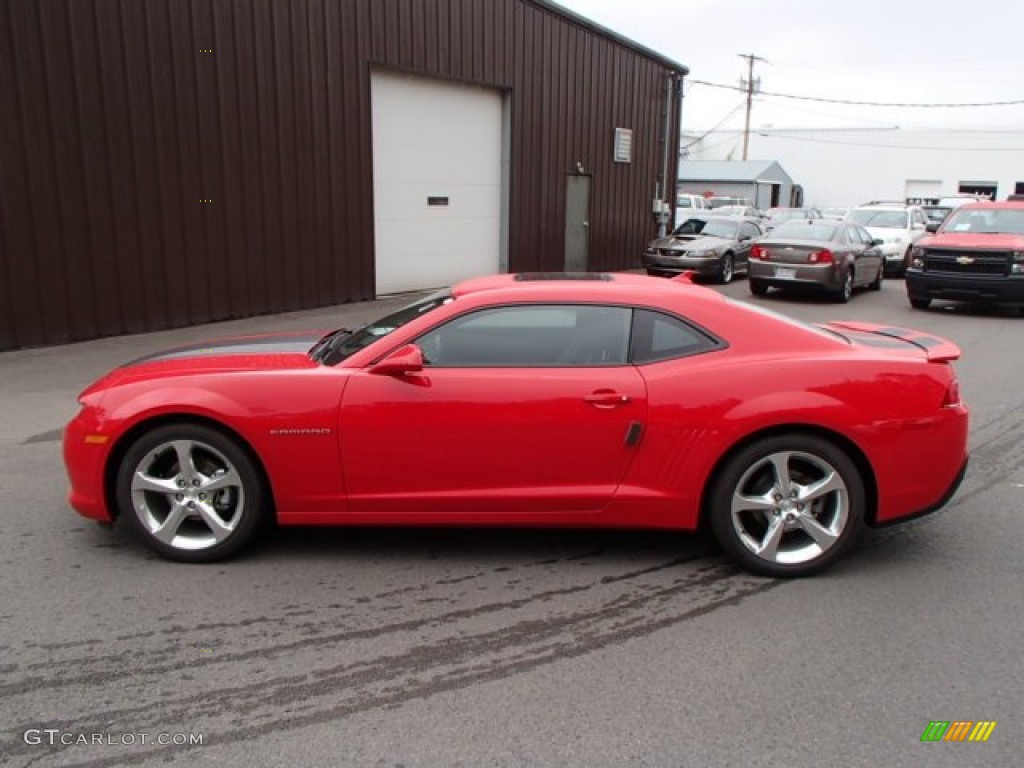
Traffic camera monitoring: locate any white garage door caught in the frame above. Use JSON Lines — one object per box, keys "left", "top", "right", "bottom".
{"left": 371, "top": 70, "right": 502, "bottom": 295}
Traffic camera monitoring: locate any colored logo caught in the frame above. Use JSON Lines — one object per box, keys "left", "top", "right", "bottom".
{"left": 921, "top": 721, "right": 997, "bottom": 742}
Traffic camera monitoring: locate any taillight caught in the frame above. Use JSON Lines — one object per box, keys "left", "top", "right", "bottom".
{"left": 750, "top": 245, "right": 767, "bottom": 260}
{"left": 942, "top": 378, "right": 961, "bottom": 408}
{"left": 807, "top": 249, "right": 834, "bottom": 264}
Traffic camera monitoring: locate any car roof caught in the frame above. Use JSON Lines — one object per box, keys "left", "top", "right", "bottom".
{"left": 955, "top": 201, "right": 1024, "bottom": 210}
{"left": 450, "top": 272, "right": 729, "bottom": 305}
{"left": 855, "top": 202, "right": 915, "bottom": 209}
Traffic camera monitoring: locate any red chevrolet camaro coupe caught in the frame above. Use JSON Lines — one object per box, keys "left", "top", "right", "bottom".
{"left": 64, "top": 273, "right": 969, "bottom": 577}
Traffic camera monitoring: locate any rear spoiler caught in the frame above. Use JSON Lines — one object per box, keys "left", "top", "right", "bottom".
{"left": 825, "top": 321, "right": 961, "bottom": 362}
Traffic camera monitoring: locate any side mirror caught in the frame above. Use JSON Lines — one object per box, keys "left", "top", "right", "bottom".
{"left": 926, "top": 222, "right": 940, "bottom": 233}
{"left": 870, "top": 238, "right": 884, "bottom": 247}
{"left": 369, "top": 344, "right": 424, "bottom": 376}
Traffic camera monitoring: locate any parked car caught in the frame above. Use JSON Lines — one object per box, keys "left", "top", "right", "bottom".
{"left": 846, "top": 203, "right": 929, "bottom": 276}
{"left": 644, "top": 214, "right": 763, "bottom": 283}
{"left": 674, "top": 193, "right": 711, "bottom": 227}
{"left": 906, "top": 201, "right": 1024, "bottom": 314}
{"left": 713, "top": 204, "right": 760, "bottom": 218}
{"left": 820, "top": 207, "right": 849, "bottom": 221}
{"left": 64, "top": 272, "right": 969, "bottom": 578}
{"left": 707, "top": 196, "right": 753, "bottom": 210}
{"left": 748, "top": 219, "right": 884, "bottom": 302}
{"left": 763, "top": 207, "right": 822, "bottom": 232}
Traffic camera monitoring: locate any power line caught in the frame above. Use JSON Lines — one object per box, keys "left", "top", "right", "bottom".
{"left": 688, "top": 79, "right": 1024, "bottom": 108}
{"left": 753, "top": 131, "right": 1024, "bottom": 151}
{"left": 681, "top": 100, "right": 747, "bottom": 148}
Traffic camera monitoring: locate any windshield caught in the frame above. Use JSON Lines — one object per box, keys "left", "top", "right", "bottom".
{"left": 848, "top": 209, "right": 908, "bottom": 229}
{"left": 942, "top": 208, "right": 1024, "bottom": 235}
{"left": 314, "top": 289, "right": 452, "bottom": 365}
{"left": 768, "top": 221, "right": 838, "bottom": 242}
{"left": 673, "top": 218, "right": 738, "bottom": 239}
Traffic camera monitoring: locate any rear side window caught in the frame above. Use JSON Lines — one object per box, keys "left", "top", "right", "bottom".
{"left": 630, "top": 310, "right": 720, "bottom": 364}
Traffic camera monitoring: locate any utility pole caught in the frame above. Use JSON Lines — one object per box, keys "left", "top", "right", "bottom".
{"left": 738, "top": 53, "right": 767, "bottom": 161}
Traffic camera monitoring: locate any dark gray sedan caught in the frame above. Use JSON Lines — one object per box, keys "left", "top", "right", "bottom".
{"left": 644, "top": 215, "right": 763, "bottom": 284}
{"left": 747, "top": 220, "right": 884, "bottom": 303}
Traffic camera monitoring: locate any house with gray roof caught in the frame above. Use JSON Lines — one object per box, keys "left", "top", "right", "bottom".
{"left": 677, "top": 160, "right": 799, "bottom": 209}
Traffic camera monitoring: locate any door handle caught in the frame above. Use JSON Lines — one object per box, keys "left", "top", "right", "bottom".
{"left": 584, "top": 390, "right": 630, "bottom": 408}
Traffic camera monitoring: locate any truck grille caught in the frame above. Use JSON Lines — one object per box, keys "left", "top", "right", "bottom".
{"left": 923, "top": 249, "right": 1010, "bottom": 276}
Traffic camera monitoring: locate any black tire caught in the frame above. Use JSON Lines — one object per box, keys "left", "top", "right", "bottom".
{"left": 869, "top": 263, "right": 883, "bottom": 291}
{"left": 115, "top": 423, "right": 268, "bottom": 562}
{"left": 707, "top": 434, "right": 866, "bottom": 578}
{"left": 749, "top": 279, "right": 768, "bottom": 296}
{"left": 835, "top": 269, "right": 854, "bottom": 303}
{"left": 909, "top": 297, "right": 932, "bottom": 310}
{"left": 718, "top": 253, "right": 734, "bottom": 284}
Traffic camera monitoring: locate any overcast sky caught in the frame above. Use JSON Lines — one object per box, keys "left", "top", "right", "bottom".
{"left": 555, "top": 0, "right": 1024, "bottom": 136}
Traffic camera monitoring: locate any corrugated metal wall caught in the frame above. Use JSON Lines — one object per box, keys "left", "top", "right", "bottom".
{"left": 0, "top": 0, "right": 684, "bottom": 350}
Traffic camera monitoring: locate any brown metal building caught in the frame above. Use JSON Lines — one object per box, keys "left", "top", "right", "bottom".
{"left": 0, "top": 0, "right": 687, "bottom": 351}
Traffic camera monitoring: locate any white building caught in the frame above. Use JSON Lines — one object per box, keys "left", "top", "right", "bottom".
{"left": 681, "top": 128, "right": 1024, "bottom": 208}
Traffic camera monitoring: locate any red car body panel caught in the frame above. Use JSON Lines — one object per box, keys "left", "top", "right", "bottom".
{"left": 64, "top": 274, "right": 968, "bottom": 532}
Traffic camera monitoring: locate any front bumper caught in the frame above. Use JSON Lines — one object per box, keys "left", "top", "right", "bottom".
{"left": 644, "top": 253, "right": 721, "bottom": 277}
{"left": 63, "top": 405, "right": 115, "bottom": 522}
{"left": 906, "top": 270, "right": 1024, "bottom": 306}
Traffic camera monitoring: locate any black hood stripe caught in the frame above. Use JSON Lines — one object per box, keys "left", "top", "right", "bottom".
{"left": 124, "top": 333, "right": 322, "bottom": 366}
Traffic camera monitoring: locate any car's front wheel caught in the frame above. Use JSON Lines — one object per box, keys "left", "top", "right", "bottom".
{"left": 707, "top": 435, "right": 866, "bottom": 577}
{"left": 718, "top": 253, "right": 734, "bottom": 284}
{"left": 115, "top": 423, "right": 268, "bottom": 562}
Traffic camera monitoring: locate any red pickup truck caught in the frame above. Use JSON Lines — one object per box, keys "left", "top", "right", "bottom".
{"left": 905, "top": 201, "right": 1024, "bottom": 315}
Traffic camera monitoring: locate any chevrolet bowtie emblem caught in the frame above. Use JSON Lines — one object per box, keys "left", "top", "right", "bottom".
{"left": 956, "top": 255, "right": 975, "bottom": 265}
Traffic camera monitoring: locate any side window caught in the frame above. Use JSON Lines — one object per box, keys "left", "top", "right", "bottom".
{"left": 630, "top": 309, "right": 719, "bottom": 364}
{"left": 416, "top": 304, "right": 632, "bottom": 367}
{"left": 841, "top": 227, "right": 858, "bottom": 245}
{"left": 740, "top": 222, "right": 761, "bottom": 240}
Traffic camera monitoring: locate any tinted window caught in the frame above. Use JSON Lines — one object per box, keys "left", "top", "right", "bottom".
{"left": 417, "top": 304, "right": 632, "bottom": 367}
{"left": 630, "top": 310, "right": 718, "bottom": 364}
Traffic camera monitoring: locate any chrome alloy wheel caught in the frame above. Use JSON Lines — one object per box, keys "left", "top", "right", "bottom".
{"left": 729, "top": 450, "right": 849, "bottom": 566}
{"left": 130, "top": 438, "right": 246, "bottom": 552}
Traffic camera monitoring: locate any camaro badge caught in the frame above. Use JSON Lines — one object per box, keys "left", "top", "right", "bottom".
{"left": 269, "top": 428, "right": 332, "bottom": 436}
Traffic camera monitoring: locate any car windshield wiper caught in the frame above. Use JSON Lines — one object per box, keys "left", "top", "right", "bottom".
{"left": 309, "top": 328, "right": 351, "bottom": 362}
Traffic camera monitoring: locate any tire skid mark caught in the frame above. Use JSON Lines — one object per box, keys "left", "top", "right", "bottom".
{"left": 0, "top": 556, "right": 701, "bottom": 696}
{"left": 3, "top": 565, "right": 779, "bottom": 768}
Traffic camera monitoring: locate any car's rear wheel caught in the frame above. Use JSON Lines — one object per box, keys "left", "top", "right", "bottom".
{"left": 909, "top": 297, "right": 932, "bottom": 310}
{"left": 749, "top": 279, "right": 768, "bottom": 296}
{"left": 115, "top": 423, "right": 267, "bottom": 562}
{"left": 718, "top": 253, "right": 734, "bottom": 284}
{"left": 707, "top": 435, "right": 866, "bottom": 578}
{"left": 836, "top": 269, "right": 854, "bottom": 303}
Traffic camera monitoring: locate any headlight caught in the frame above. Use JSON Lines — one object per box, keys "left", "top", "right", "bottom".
{"left": 686, "top": 249, "right": 717, "bottom": 258}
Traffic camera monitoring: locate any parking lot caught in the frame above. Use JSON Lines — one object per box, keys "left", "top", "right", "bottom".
{"left": 1, "top": 277, "right": 1021, "bottom": 767}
